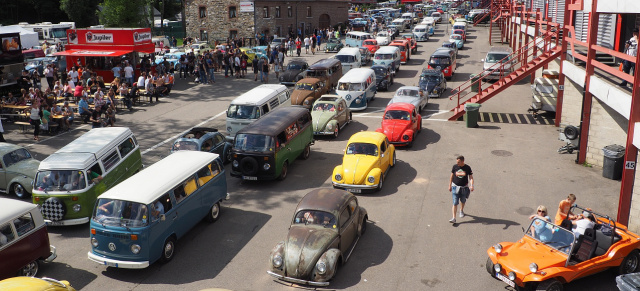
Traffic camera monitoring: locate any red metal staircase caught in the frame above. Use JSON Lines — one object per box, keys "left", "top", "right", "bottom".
{"left": 448, "top": 32, "right": 562, "bottom": 121}
{"left": 473, "top": 0, "right": 509, "bottom": 26}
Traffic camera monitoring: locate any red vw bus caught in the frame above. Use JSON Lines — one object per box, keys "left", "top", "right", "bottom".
{"left": 427, "top": 48, "right": 457, "bottom": 79}
{"left": 389, "top": 39, "right": 412, "bottom": 64}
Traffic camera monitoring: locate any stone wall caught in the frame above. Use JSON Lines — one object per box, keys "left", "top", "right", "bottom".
{"left": 254, "top": 0, "right": 349, "bottom": 38}
{"left": 585, "top": 98, "right": 627, "bottom": 167}
{"left": 630, "top": 163, "right": 640, "bottom": 233}
{"left": 559, "top": 77, "right": 583, "bottom": 133}
{"left": 185, "top": 0, "right": 255, "bottom": 43}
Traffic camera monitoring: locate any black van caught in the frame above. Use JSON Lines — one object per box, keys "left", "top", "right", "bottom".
{"left": 230, "top": 106, "right": 314, "bottom": 181}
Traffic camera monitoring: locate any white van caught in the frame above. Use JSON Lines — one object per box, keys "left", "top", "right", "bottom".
{"left": 226, "top": 84, "right": 291, "bottom": 141}
{"left": 452, "top": 21, "right": 467, "bottom": 34}
{"left": 413, "top": 25, "right": 430, "bottom": 42}
{"left": 401, "top": 13, "right": 414, "bottom": 26}
{"left": 373, "top": 46, "right": 401, "bottom": 75}
{"left": 335, "top": 48, "right": 362, "bottom": 74}
{"left": 421, "top": 18, "right": 436, "bottom": 35}
{"left": 336, "top": 68, "right": 377, "bottom": 111}
{"left": 392, "top": 19, "right": 408, "bottom": 31}
{"left": 345, "top": 31, "right": 374, "bottom": 47}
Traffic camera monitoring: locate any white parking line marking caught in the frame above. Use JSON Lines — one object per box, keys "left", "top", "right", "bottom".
{"left": 141, "top": 110, "right": 227, "bottom": 155}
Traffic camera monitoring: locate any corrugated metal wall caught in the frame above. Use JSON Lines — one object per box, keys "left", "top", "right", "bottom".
{"left": 575, "top": 11, "right": 617, "bottom": 49}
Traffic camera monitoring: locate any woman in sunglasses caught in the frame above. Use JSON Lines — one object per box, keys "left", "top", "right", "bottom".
{"left": 529, "top": 205, "right": 552, "bottom": 242}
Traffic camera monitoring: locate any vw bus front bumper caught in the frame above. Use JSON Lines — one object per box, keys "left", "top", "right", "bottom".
{"left": 88, "top": 251, "right": 150, "bottom": 269}
{"left": 45, "top": 217, "right": 90, "bottom": 226}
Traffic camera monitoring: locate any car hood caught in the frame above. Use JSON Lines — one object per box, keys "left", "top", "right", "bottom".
{"left": 340, "top": 154, "right": 378, "bottom": 184}
{"left": 497, "top": 238, "right": 568, "bottom": 277}
{"left": 291, "top": 90, "right": 314, "bottom": 105}
{"left": 285, "top": 225, "right": 337, "bottom": 278}
{"left": 280, "top": 69, "right": 303, "bottom": 82}
{"left": 7, "top": 159, "right": 40, "bottom": 177}
{"left": 389, "top": 96, "right": 420, "bottom": 108}
{"left": 381, "top": 119, "right": 412, "bottom": 141}
{"left": 311, "top": 111, "right": 336, "bottom": 131}
{"left": 419, "top": 80, "right": 439, "bottom": 93}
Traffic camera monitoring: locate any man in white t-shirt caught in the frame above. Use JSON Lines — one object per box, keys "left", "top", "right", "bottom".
{"left": 137, "top": 75, "right": 146, "bottom": 88}
{"left": 304, "top": 36, "right": 310, "bottom": 54}
{"left": 572, "top": 211, "right": 596, "bottom": 237}
{"left": 620, "top": 27, "right": 639, "bottom": 87}
{"left": 123, "top": 62, "right": 134, "bottom": 86}
{"left": 68, "top": 67, "right": 79, "bottom": 83}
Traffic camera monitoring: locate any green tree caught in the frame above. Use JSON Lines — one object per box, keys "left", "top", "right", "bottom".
{"left": 60, "top": 0, "right": 99, "bottom": 28}
{"left": 98, "top": 0, "right": 147, "bottom": 28}
{"left": 151, "top": 0, "right": 182, "bottom": 21}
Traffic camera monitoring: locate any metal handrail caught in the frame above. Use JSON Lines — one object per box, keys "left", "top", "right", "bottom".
{"left": 449, "top": 30, "right": 560, "bottom": 110}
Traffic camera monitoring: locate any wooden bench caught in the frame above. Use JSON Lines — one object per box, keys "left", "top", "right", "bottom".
{"left": 14, "top": 121, "right": 31, "bottom": 133}
{"left": 47, "top": 123, "right": 60, "bottom": 135}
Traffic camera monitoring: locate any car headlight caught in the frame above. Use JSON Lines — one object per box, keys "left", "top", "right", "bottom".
{"left": 91, "top": 237, "right": 98, "bottom": 247}
{"left": 433, "top": 89, "right": 439, "bottom": 94}
{"left": 494, "top": 263, "right": 502, "bottom": 273}
{"left": 304, "top": 99, "right": 310, "bottom": 105}
{"left": 444, "top": 69, "right": 449, "bottom": 73}
{"left": 263, "top": 163, "right": 271, "bottom": 170}
{"left": 232, "top": 160, "right": 239, "bottom": 167}
{"left": 73, "top": 204, "right": 81, "bottom": 212}
{"left": 494, "top": 244, "right": 503, "bottom": 253}
{"left": 367, "top": 176, "right": 375, "bottom": 183}
{"left": 326, "top": 123, "right": 333, "bottom": 130}
{"left": 273, "top": 255, "right": 283, "bottom": 268}
{"left": 529, "top": 262, "right": 538, "bottom": 273}
{"left": 131, "top": 244, "right": 141, "bottom": 254}
{"left": 402, "top": 134, "right": 409, "bottom": 140}
{"left": 335, "top": 174, "right": 342, "bottom": 181}
{"left": 316, "top": 262, "right": 327, "bottom": 274}
{"left": 227, "top": 127, "right": 232, "bottom": 133}
{"left": 355, "top": 98, "right": 361, "bottom": 104}
{"left": 508, "top": 272, "right": 516, "bottom": 281}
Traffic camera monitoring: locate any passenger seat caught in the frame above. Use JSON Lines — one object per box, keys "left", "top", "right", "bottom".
{"left": 572, "top": 229, "right": 598, "bottom": 263}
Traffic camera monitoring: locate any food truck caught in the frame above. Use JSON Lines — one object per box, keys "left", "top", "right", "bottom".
{"left": 0, "top": 32, "right": 24, "bottom": 96}
{"left": 54, "top": 28, "right": 154, "bottom": 83}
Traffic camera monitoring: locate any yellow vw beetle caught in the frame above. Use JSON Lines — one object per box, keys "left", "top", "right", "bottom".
{"left": 0, "top": 277, "right": 76, "bottom": 291}
{"left": 332, "top": 131, "right": 396, "bottom": 193}
{"left": 239, "top": 47, "right": 257, "bottom": 64}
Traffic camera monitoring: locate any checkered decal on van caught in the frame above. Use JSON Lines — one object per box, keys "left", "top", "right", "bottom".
{"left": 41, "top": 198, "right": 66, "bottom": 221}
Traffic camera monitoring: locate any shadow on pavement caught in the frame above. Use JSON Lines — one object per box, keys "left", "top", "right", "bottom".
{"left": 454, "top": 214, "right": 521, "bottom": 230}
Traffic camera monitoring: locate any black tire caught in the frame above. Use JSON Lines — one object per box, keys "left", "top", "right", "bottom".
{"left": 385, "top": 82, "right": 389, "bottom": 91}
{"left": 407, "top": 133, "right": 415, "bottom": 148}
{"left": 376, "top": 175, "right": 384, "bottom": 192}
{"left": 223, "top": 147, "right": 232, "bottom": 164}
{"left": 277, "top": 161, "right": 288, "bottom": 180}
{"left": 301, "top": 145, "right": 311, "bottom": 160}
{"left": 349, "top": 111, "right": 353, "bottom": 121}
{"left": 535, "top": 279, "right": 563, "bottom": 291}
{"left": 160, "top": 237, "right": 176, "bottom": 263}
{"left": 418, "top": 120, "right": 422, "bottom": 133}
{"left": 206, "top": 202, "right": 221, "bottom": 223}
{"left": 12, "top": 183, "right": 29, "bottom": 199}
{"left": 391, "top": 151, "right": 396, "bottom": 167}
{"left": 564, "top": 125, "right": 579, "bottom": 140}
{"left": 358, "top": 216, "right": 367, "bottom": 236}
{"left": 19, "top": 260, "right": 38, "bottom": 277}
{"left": 391, "top": 76, "right": 394, "bottom": 85}
{"left": 485, "top": 257, "right": 494, "bottom": 275}
{"left": 618, "top": 249, "right": 640, "bottom": 275}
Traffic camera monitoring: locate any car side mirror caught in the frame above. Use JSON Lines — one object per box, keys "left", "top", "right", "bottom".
{"left": 160, "top": 214, "right": 166, "bottom": 221}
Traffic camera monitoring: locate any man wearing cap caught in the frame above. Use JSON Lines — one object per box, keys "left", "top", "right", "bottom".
{"left": 619, "top": 27, "right": 638, "bottom": 87}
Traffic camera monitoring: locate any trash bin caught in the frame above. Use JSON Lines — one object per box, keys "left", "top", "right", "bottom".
{"left": 470, "top": 74, "right": 480, "bottom": 93}
{"left": 602, "top": 144, "right": 625, "bottom": 180}
{"left": 464, "top": 103, "right": 481, "bottom": 128}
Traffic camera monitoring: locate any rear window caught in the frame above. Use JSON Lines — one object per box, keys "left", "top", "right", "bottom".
{"left": 429, "top": 57, "right": 451, "bottom": 66}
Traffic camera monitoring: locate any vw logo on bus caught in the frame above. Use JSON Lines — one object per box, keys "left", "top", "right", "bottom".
{"left": 108, "top": 242, "right": 116, "bottom": 251}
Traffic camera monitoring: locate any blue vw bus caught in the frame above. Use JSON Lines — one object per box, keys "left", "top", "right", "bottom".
{"left": 87, "top": 151, "right": 228, "bottom": 268}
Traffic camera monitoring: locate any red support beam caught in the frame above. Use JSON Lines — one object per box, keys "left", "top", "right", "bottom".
{"left": 577, "top": 0, "right": 599, "bottom": 164}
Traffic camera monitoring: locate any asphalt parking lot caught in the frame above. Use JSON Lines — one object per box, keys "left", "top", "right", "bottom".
{"left": 2, "top": 22, "right": 623, "bottom": 291}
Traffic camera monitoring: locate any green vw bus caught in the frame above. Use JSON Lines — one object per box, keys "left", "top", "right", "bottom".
{"left": 230, "top": 106, "right": 313, "bottom": 181}
{"left": 32, "top": 128, "right": 143, "bottom": 226}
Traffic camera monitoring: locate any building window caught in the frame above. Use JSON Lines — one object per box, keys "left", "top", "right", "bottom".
{"left": 275, "top": 6, "right": 281, "bottom": 18}
{"left": 306, "top": 6, "right": 311, "bottom": 17}
{"left": 288, "top": 6, "right": 292, "bottom": 17}
{"left": 229, "top": 30, "right": 238, "bottom": 40}
{"left": 229, "top": 6, "right": 237, "bottom": 19}
{"left": 276, "top": 26, "right": 282, "bottom": 36}
{"left": 263, "top": 6, "right": 269, "bottom": 18}
{"left": 200, "top": 30, "right": 208, "bottom": 42}
{"left": 199, "top": 6, "right": 206, "bottom": 18}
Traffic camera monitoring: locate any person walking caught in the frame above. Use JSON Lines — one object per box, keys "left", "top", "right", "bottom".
{"left": 311, "top": 35, "right": 317, "bottom": 55}
{"left": 304, "top": 36, "right": 310, "bottom": 54}
{"left": 296, "top": 38, "right": 302, "bottom": 57}
{"left": 448, "top": 155, "right": 474, "bottom": 223}
{"left": 253, "top": 56, "right": 260, "bottom": 81}
{"left": 29, "top": 103, "right": 42, "bottom": 141}
{"left": 619, "top": 27, "right": 638, "bottom": 87}
{"left": 262, "top": 57, "right": 270, "bottom": 83}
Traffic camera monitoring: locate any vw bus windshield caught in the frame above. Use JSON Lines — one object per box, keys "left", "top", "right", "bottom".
{"left": 93, "top": 199, "right": 149, "bottom": 227}
{"left": 34, "top": 170, "right": 87, "bottom": 192}
{"left": 2, "top": 148, "right": 33, "bottom": 167}
{"left": 235, "top": 134, "right": 275, "bottom": 152}
{"left": 429, "top": 57, "right": 450, "bottom": 66}
{"left": 335, "top": 55, "right": 356, "bottom": 63}
{"left": 338, "top": 82, "right": 364, "bottom": 91}
{"left": 346, "top": 142, "right": 378, "bottom": 156}
{"left": 375, "top": 54, "right": 393, "bottom": 60}
{"left": 227, "top": 105, "right": 259, "bottom": 119}
{"left": 415, "top": 28, "right": 426, "bottom": 32}
{"left": 294, "top": 210, "right": 337, "bottom": 228}
{"left": 526, "top": 218, "right": 575, "bottom": 254}
{"left": 171, "top": 140, "right": 199, "bottom": 151}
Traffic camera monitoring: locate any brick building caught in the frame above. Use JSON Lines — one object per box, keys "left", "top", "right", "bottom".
{"left": 253, "top": 0, "right": 349, "bottom": 39}
{"left": 185, "top": 0, "right": 255, "bottom": 43}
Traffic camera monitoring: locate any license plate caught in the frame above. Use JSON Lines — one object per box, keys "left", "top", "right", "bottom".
{"left": 242, "top": 176, "right": 257, "bottom": 180}
{"left": 346, "top": 188, "right": 361, "bottom": 193}
{"left": 495, "top": 272, "right": 515, "bottom": 288}
{"left": 47, "top": 221, "right": 64, "bottom": 226}
{"left": 104, "top": 261, "right": 118, "bottom": 268}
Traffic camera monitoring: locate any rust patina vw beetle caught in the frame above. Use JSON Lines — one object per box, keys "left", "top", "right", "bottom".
{"left": 267, "top": 188, "right": 368, "bottom": 286}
